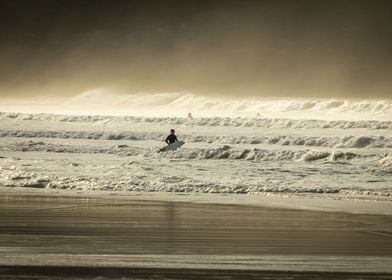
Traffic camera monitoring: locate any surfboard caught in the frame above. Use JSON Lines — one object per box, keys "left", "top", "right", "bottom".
{"left": 159, "top": 141, "right": 185, "bottom": 152}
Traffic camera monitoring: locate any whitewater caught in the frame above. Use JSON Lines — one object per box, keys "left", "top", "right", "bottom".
{"left": 0, "top": 91, "right": 391, "bottom": 202}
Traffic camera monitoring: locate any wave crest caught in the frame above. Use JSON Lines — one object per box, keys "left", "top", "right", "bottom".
{"left": 1, "top": 91, "right": 391, "bottom": 120}
{"left": 2, "top": 112, "right": 391, "bottom": 129}
{"left": 2, "top": 129, "right": 391, "bottom": 148}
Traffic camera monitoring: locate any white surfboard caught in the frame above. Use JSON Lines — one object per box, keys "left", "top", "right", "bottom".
{"left": 160, "top": 141, "right": 185, "bottom": 152}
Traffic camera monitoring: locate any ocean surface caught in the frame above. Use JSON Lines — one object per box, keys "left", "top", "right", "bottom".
{"left": 0, "top": 92, "right": 391, "bottom": 200}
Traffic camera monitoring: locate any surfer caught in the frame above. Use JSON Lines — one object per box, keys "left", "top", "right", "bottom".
{"left": 165, "top": 129, "right": 178, "bottom": 145}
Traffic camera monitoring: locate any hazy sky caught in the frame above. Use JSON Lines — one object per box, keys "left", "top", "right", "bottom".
{"left": 0, "top": 0, "right": 391, "bottom": 99}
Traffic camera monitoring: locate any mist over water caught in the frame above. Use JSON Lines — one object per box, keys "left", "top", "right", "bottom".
{"left": 0, "top": 0, "right": 391, "bottom": 99}
{"left": 1, "top": 90, "right": 391, "bottom": 121}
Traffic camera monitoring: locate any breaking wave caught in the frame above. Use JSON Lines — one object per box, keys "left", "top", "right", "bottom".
{"left": 67, "top": 91, "right": 392, "bottom": 117}
{"left": 2, "top": 129, "right": 392, "bottom": 148}
{"left": 1, "top": 90, "right": 391, "bottom": 120}
{"left": 1, "top": 96, "right": 391, "bottom": 199}
{"left": 8, "top": 140, "right": 369, "bottom": 162}
{"left": 1, "top": 112, "right": 392, "bottom": 129}
{"left": 0, "top": 167, "right": 346, "bottom": 194}
{"left": 4, "top": 140, "right": 391, "bottom": 197}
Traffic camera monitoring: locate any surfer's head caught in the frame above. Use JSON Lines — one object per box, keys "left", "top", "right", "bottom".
{"left": 170, "top": 129, "right": 175, "bottom": 134}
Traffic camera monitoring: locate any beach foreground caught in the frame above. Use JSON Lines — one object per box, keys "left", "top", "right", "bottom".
{"left": 1, "top": 191, "right": 392, "bottom": 279}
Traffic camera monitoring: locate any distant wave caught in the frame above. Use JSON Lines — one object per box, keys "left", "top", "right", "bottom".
{"left": 66, "top": 91, "right": 392, "bottom": 119}
{"left": 1, "top": 90, "right": 391, "bottom": 120}
{"left": 1, "top": 112, "right": 392, "bottom": 129}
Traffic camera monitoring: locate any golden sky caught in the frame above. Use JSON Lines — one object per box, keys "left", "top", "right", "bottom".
{"left": 0, "top": 0, "right": 391, "bottom": 99}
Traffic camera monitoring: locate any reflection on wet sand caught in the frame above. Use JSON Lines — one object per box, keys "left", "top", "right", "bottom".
{"left": 0, "top": 193, "right": 392, "bottom": 279}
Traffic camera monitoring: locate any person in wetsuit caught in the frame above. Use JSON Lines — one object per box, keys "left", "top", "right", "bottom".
{"left": 165, "top": 129, "right": 178, "bottom": 145}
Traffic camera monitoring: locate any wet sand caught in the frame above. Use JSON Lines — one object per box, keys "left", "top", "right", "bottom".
{"left": 1, "top": 191, "right": 392, "bottom": 279}
{"left": 2, "top": 265, "right": 392, "bottom": 280}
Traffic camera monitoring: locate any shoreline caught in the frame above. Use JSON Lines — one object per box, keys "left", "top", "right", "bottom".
{"left": 1, "top": 186, "right": 392, "bottom": 216}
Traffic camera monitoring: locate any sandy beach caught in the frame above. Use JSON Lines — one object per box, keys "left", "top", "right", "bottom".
{"left": 1, "top": 190, "right": 392, "bottom": 279}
